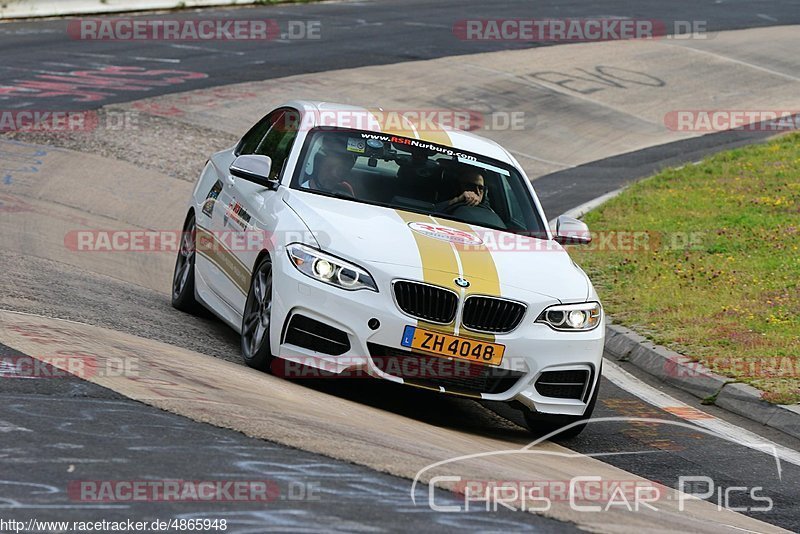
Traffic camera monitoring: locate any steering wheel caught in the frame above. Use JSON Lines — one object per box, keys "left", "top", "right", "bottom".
{"left": 440, "top": 200, "right": 471, "bottom": 214}
{"left": 440, "top": 201, "right": 508, "bottom": 230}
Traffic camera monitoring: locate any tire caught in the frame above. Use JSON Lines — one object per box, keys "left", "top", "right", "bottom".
{"left": 521, "top": 365, "right": 601, "bottom": 441}
{"left": 241, "top": 255, "right": 275, "bottom": 371}
{"left": 171, "top": 212, "right": 203, "bottom": 315}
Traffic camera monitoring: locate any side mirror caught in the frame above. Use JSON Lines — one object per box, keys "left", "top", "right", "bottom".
{"left": 552, "top": 215, "right": 592, "bottom": 245}
{"left": 230, "top": 155, "right": 278, "bottom": 190}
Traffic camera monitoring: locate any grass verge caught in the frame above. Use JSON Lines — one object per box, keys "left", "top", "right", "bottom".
{"left": 569, "top": 132, "right": 800, "bottom": 404}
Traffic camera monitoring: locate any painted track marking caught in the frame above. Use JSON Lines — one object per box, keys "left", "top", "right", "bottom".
{"left": 603, "top": 359, "right": 800, "bottom": 469}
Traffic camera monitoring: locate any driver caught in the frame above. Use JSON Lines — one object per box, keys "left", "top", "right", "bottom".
{"left": 436, "top": 166, "right": 488, "bottom": 211}
{"left": 302, "top": 150, "right": 357, "bottom": 197}
{"left": 435, "top": 165, "right": 506, "bottom": 229}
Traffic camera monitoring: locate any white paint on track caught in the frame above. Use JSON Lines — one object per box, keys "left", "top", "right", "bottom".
{"left": 665, "top": 43, "right": 800, "bottom": 83}
{"left": 131, "top": 56, "right": 182, "bottom": 64}
{"left": 170, "top": 43, "right": 246, "bottom": 56}
{"left": 463, "top": 62, "right": 655, "bottom": 123}
{"left": 552, "top": 187, "right": 626, "bottom": 224}
{"left": 508, "top": 148, "right": 574, "bottom": 169}
{"left": 603, "top": 359, "right": 800, "bottom": 470}
{"left": 0, "top": 420, "right": 32, "bottom": 433}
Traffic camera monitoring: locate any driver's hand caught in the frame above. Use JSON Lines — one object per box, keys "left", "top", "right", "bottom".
{"left": 457, "top": 191, "right": 481, "bottom": 206}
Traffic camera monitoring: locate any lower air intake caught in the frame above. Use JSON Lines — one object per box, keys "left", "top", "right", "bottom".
{"left": 283, "top": 315, "right": 350, "bottom": 356}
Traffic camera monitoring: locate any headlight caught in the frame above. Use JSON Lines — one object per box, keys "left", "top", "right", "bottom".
{"left": 287, "top": 243, "right": 378, "bottom": 292}
{"left": 536, "top": 302, "right": 601, "bottom": 331}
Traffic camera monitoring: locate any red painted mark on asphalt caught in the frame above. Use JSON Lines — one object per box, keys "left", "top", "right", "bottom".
{"left": 662, "top": 406, "right": 714, "bottom": 420}
{"left": 0, "top": 66, "right": 208, "bottom": 103}
{"left": 0, "top": 194, "right": 34, "bottom": 213}
{"left": 0, "top": 193, "right": 91, "bottom": 225}
{"left": 130, "top": 102, "right": 185, "bottom": 117}
{"left": 131, "top": 87, "right": 259, "bottom": 117}
{"left": 602, "top": 398, "right": 688, "bottom": 450}
{"left": 7, "top": 323, "right": 77, "bottom": 346}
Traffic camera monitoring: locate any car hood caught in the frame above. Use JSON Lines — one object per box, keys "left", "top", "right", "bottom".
{"left": 284, "top": 191, "right": 590, "bottom": 302}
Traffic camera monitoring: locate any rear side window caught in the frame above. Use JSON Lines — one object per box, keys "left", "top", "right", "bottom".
{"left": 235, "top": 109, "right": 299, "bottom": 180}
{"left": 236, "top": 114, "right": 273, "bottom": 156}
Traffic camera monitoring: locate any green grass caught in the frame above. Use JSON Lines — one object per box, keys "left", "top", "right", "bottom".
{"left": 569, "top": 133, "right": 800, "bottom": 404}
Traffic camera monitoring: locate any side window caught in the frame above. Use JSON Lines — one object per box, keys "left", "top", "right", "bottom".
{"left": 254, "top": 110, "right": 299, "bottom": 181}
{"left": 502, "top": 176, "right": 543, "bottom": 234}
{"left": 235, "top": 112, "right": 275, "bottom": 156}
{"left": 502, "top": 178, "right": 523, "bottom": 222}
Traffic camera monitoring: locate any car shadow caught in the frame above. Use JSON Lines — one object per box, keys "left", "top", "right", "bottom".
{"left": 262, "top": 357, "right": 535, "bottom": 443}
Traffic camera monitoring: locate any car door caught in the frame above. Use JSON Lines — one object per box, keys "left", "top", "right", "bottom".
{"left": 204, "top": 108, "right": 300, "bottom": 317}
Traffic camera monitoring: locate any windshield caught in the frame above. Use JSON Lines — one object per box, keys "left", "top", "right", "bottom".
{"left": 290, "top": 128, "right": 546, "bottom": 236}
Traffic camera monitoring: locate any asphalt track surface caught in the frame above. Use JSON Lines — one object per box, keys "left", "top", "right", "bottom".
{"left": 0, "top": 343, "right": 576, "bottom": 533}
{"left": 1, "top": 0, "right": 800, "bottom": 112}
{"left": 2, "top": 1, "right": 800, "bottom": 532}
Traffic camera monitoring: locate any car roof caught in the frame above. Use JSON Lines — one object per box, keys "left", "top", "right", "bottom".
{"left": 282, "top": 100, "right": 515, "bottom": 165}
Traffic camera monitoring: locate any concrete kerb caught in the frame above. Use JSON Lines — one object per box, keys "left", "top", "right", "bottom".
{"left": 602, "top": 324, "right": 800, "bottom": 440}
{"left": 604, "top": 323, "right": 733, "bottom": 400}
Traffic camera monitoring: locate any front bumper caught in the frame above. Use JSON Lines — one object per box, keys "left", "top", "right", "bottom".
{"left": 270, "top": 255, "right": 605, "bottom": 416}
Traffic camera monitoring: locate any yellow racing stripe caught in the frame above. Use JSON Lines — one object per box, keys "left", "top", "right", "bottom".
{"left": 402, "top": 113, "right": 454, "bottom": 148}
{"left": 195, "top": 225, "right": 251, "bottom": 295}
{"left": 368, "top": 108, "right": 419, "bottom": 140}
{"left": 368, "top": 108, "right": 454, "bottom": 148}
{"left": 395, "top": 210, "right": 459, "bottom": 335}
{"left": 432, "top": 218, "right": 501, "bottom": 343}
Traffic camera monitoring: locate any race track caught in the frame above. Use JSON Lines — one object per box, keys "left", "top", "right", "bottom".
{"left": 2, "top": 1, "right": 800, "bottom": 532}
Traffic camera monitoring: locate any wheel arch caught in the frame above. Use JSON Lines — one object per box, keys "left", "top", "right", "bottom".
{"left": 252, "top": 248, "right": 273, "bottom": 275}
{"left": 182, "top": 207, "right": 196, "bottom": 227}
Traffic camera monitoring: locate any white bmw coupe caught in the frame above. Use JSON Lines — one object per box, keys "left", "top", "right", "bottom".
{"left": 172, "top": 101, "right": 604, "bottom": 437}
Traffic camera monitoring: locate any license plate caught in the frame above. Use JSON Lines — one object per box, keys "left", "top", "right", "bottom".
{"left": 401, "top": 325, "right": 505, "bottom": 366}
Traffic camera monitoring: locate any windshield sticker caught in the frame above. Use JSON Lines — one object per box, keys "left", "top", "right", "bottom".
{"left": 460, "top": 157, "right": 510, "bottom": 176}
{"left": 361, "top": 133, "right": 476, "bottom": 161}
{"left": 408, "top": 221, "right": 483, "bottom": 246}
{"left": 347, "top": 138, "right": 366, "bottom": 154}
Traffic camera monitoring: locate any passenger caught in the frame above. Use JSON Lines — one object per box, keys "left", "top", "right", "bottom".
{"left": 302, "top": 150, "right": 357, "bottom": 197}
